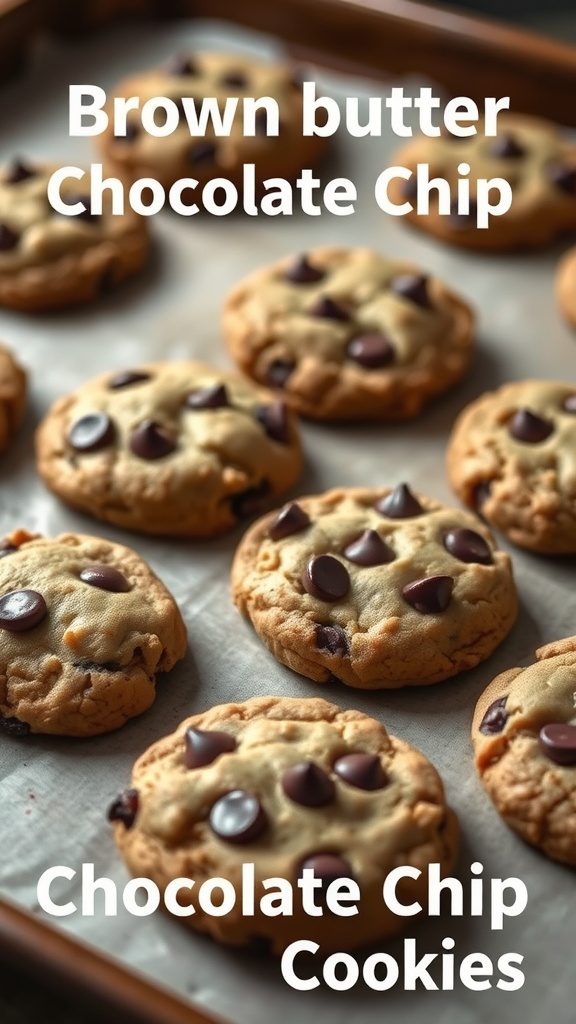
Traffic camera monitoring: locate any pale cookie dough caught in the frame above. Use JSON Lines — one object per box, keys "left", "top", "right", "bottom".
{"left": 0, "top": 158, "right": 149, "bottom": 311}
{"left": 389, "top": 114, "right": 576, "bottom": 251}
{"left": 473, "top": 637, "right": 576, "bottom": 867}
{"left": 447, "top": 379, "right": 576, "bottom": 554}
{"left": 98, "top": 51, "right": 325, "bottom": 192}
{"left": 223, "top": 246, "right": 474, "bottom": 421}
{"left": 0, "top": 530, "right": 187, "bottom": 736}
{"left": 555, "top": 245, "right": 576, "bottom": 329}
{"left": 231, "top": 485, "right": 517, "bottom": 689}
{"left": 35, "top": 361, "right": 303, "bottom": 538}
{"left": 109, "top": 695, "right": 459, "bottom": 954}
{"left": 0, "top": 344, "right": 26, "bottom": 452}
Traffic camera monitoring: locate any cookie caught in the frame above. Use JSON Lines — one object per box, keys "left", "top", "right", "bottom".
{"left": 223, "top": 247, "right": 475, "bottom": 421}
{"left": 98, "top": 52, "right": 325, "bottom": 193}
{"left": 0, "top": 529, "right": 187, "bottom": 736}
{"left": 35, "top": 361, "right": 303, "bottom": 538}
{"left": 0, "top": 158, "right": 149, "bottom": 311}
{"left": 0, "top": 343, "right": 26, "bottom": 452}
{"left": 473, "top": 637, "right": 576, "bottom": 867}
{"left": 109, "top": 695, "right": 458, "bottom": 953}
{"left": 555, "top": 245, "right": 576, "bottom": 329}
{"left": 389, "top": 114, "right": 576, "bottom": 251}
{"left": 231, "top": 485, "right": 517, "bottom": 689}
{"left": 446, "top": 379, "right": 576, "bottom": 554}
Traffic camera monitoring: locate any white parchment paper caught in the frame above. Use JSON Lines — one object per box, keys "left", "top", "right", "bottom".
{"left": 0, "top": 17, "right": 574, "bottom": 1024}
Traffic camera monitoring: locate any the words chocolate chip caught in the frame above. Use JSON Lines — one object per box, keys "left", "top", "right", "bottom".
{"left": 508, "top": 408, "right": 553, "bottom": 443}
{"left": 209, "top": 790, "right": 267, "bottom": 844}
{"left": 4, "top": 159, "right": 36, "bottom": 184}
{"left": 315, "top": 623, "right": 349, "bottom": 656}
{"left": 130, "top": 421, "right": 176, "bottom": 460}
{"left": 230, "top": 480, "right": 270, "bottom": 519}
{"left": 185, "top": 383, "right": 229, "bottom": 410}
{"left": 284, "top": 254, "right": 325, "bottom": 284}
{"left": 303, "top": 555, "right": 350, "bottom": 602}
{"left": 376, "top": 483, "right": 424, "bottom": 518}
{"left": 79, "top": 565, "right": 131, "bottom": 592}
{"left": 282, "top": 762, "right": 335, "bottom": 807}
{"left": 166, "top": 54, "right": 197, "bottom": 76}
{"left": 299, "top": 854, "right": 355, "bottom": 892}
{"left": 333, "top": 753, "right": 387, "bottom": 790}
{"left": 347, "top": 333, "right": 394, "bottom": 368}
{"left": 68, "top": 413, "right": 115, "bottom": 453}
{"left": 548, "top": 163, "right": 576, "bottom": 195}
{"left": 343, "top": 529, "right": 394, "bottom": 566}
{"left": 256, "top": 401, "right": 290, "bottom": 444}
{"left": 0, "top": 224, "right": 19, "bottom": 250}
{"left": 402, "top": 575, "right": 454, "bottom": 613}
{"left": 538, "top": 723, "right": 576, "bottom": 765}
{"left": 107, "top": 789, "right": 139, "bottom": 828}
{"left": 268, "top": 501, "right": 310, "bottom": 541}
{"left": 0, "top": 590, "right": 47, "bottom": 632}
{"left": 490, "top": 134, "right": 525, "bottom": 159}
{"left": 479, "top": 696, "right": 508, "bottom": 735}
{"left": 108, "top": 370, "right": 152, "bottom": 389}
{"left": 390, "top": 274, "right": 430, "bottom": 309}
{"left": 266, "top": 359, "right": 295, "bottom": 387}
{"left": 0, "top": 716, "right": 31, "bottom": 736}
{"left": 188, "top": 142, "right": 217, "bottom": 166}
{"left": 185, "top": 727, "right": 237, "bottom": 768}
{"left": 309, "top": 296, "right": 350, "bottom": 321}
{"left": 444, "top": 527, "right": 492, "bottom": 565}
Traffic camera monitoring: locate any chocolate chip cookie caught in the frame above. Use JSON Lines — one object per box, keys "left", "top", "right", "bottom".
{"left": 35, "top": 361, "right": 303, "bottom": 538}
{"left": 389, "top": 114, "right": 576, "bottom": 251}
{"left": 223, "top": 247, "right": 474, "bottom": 421}
{"left": 447, "top": 379, "right": 576, "bottom": 554}
{"left": 0, "top": 158, "right": 149, "bottom": 311}
{"left": 0, "top": 343, "right": 26, "bottom": 452}
{"left": 473, "top": 637, "right": 576, "bottom": 867}
{"left": 555, "top": 245, "right": 576, "bottom": 329}
{"left": 0, "top": 529, "right": 187, "bottom": 736}
{"left": 109, "top": 695, "right": 458, "bottom": 953}
{"left": 231, "top": 485, "right": 517, "bottom": 688}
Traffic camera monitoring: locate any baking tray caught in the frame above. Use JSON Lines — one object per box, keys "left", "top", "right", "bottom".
{"left": 0, "top": 6, "right": 576, "bottom": 1024}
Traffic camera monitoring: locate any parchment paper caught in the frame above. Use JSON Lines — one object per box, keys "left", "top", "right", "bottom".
{"left": 0, "top": 17, "right": 574, "bottom": 1024}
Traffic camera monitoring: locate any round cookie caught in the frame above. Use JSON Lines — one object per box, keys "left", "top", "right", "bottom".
{"left": 446, "top": 379, "right": 576, "bottom": 554}
{"left": 555, "top": 245, "right": 576, "bottom": 329}
{"left": 35, "top": 361, "right": 303, "bottom": 538}
{"left": 97, "top": 52, "right": 325, "bottom": 193}
{"left": 0, "top": 529, "right": 187, "bottom": 736}
{"left": 389, "top": 114, "right": 576, "bottom": 251}
{"left": 231, "top": 485, "right": 517, "bottom": 688}
{"left": 0, "top": 158, "right": 149, "bottom": 311}
{"left": 109, "top": 695, "right": 458, "bottom": 954}
{"left": 473, "top": 637, "right": 576, "bottom": 867}
{"left": 0, "top": 343, "right": 26, "bottom": 452}
{"left": 223, "top": 247, "right": 474, "bottom": 421}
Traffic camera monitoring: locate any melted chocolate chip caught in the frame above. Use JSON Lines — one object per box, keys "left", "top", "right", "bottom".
{"left": 299, "top": 854, "right": 355, "bottom": 893}
{"left": 473, "top": 481, "right": 492, "bottom": 509}
{"left": 490, "top": 134, "right": 525, "bottom": 159}
{"left": 166, "top": 54, "right": 197, "bottom": 76}
{"left": 303, "top": 555, "right": 350, "bottom": 602}
{"left": 449, "top": 199, "right": 478, "bottom": 227}
{"left": 107, "top": 789, "right": 139, "bottom": 828}
{"left": 315, "top": 623, "right": 349, "bottom": 656}
{"left": 389, "top": 274, "right": 430, "bottom": 309}
{"left": 309, "top": 296, "right": 350, "bottom": 321}
{"left": 230, "top": 480, "right": 270, "bottom": 519}
{"left": 284, "top": 255, "right": 324, "bottom": 284}
{"left": 255, "top": 110, "right": 269, "bottom": 136}
{"left": 343, "top": 529, "right": 394, "bottom": 566}
{"left": 347, "top": 333, "right": 394, "bottom": 369}
{"left": 0, "top": 590, "right": 47, "bottom": 632}
{"left": 256, "top": 401, "right": 290, "bottom": 444}
{"left": 209, "top": 790, "right": 267, "bottom": 844}
{"left": 402, "top": 176, "right": 418, "bottom": 201}
{"left": 130, "top": 421, "right": 176, "bottom": 460}
{"left": 185, "top": 727, "right": 236, "bottom": 768}
{"left": 564, "top": 395, "right": 576, "bottom": 414}
{"left": 79, "top": 565, "right": 131, "bottom": 592}
{"left": 268, "top": 501, "right": 310, "bottom": 541}
{"left": 282, "top": 762, "right": 335, "bottom": 807}
{"left": 402, "top": 575, "right": 454, "bottom": 613}
{"left": 548, "top": 163, "right": 576, "bottom": 195}
{"left": 444, "top": 527, "right": 492, "bottom": 565}
{"left": 185, "top": 383, "right": 229, "bottom": 410}
{"left": 4, "top": 159, "right": 36, "bottom": 184}
{"left": 266, "top": 359, "right": 295, "bottom": 387}
{"left": 0, "top": 224, "right": 19, "bottom": 251}
{"left": 479, "top": 696, "right": 508, "bottom": 735}
{"left": 376, "top": 483, "right": 424, "bottom": 519}
{"left": 538, "top": 723, "right": 576, "bottom": 766}
{"left": 0, "top": 716, "right": 31, "bottom": 736}
{"left": 0, "top": 540, "right": 17, "bottom": 558}
{"left": 108, "top": 370, "right": 152, "bottom": 390}
{"left": 68, "top": 413, "right": 115, "bottom": 453}
{"left": 188, "top": 142, "right": 217, "bottom": 166}
{"left": 120, "top": 122, "right": 140, "bottom": 142}
{"left": 508, "top": 408, "right": 553, "bottom": 443}
{"left": 220, "top": 71, "right": 247, "bottom": 89}
{"left": 333, "top": 753, "right": 387, "bottom": 790}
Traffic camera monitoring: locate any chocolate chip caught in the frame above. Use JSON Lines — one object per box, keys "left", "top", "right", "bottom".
{"left": 120, "top": 122, "right": 140, "bottom": 142}
{"left": 220, "top": 71, "right": 247, "bottom": 88}
{"left": 130, "top": 420, "right": 176, "bottom": 460}
{"left": 0, "top": 590, "right": 47, "bottom": 632}
{"left": 389, "top": 274, "right": 430, "bottom": 309}
{"left": 0, "top": 716, "right": 30, "bottom": 736}
{"left": 184, "top": 727, "right": 236, "bottom": 768}
{"left": 58, "top": 196, "right": 100, "bottom": 223}
{"left": 256, "top": 401, "right": 290, "bottom": 443}
{"left": 230, "top": 480, "right": 270, "bottom": 519}
{"left": 343, "top": 529, "right": 394, "bottom": 566}
{"left": 0, "top": 540, "right": 17, "bottom": 558}
{"left": 508, "top": 408, "right": 553, "bottom": 443}
{"left": 268, "top": 501, "right": 310, "bottom": 541}
{"left": 281, "top": 762, "right": 335, "bottom": 807}
{"left": 478, "top": 696, "right": 508, "bottom": 735}
{"left": 309, "top": 296, "right": 350, "bottom": 321}
{"left": 107, "top": 789, "right": 139, "bottom": 828}
{"left": 166, "top": 54, "right": 197, "bottom": 76}
{"left": 185, "top": 383, "right": 229, "bottom": 410}
{"left": 333, "top": 753, "right": 387, "bottom": 790}
{"left": 547, "top": 163, "right": 576, "bottom": 195}
{"left": 402, "top": 176, "right": 418, "bottom": 201}
{"left": 376, "top": 483, "right": 424, "bottom": 518}
{"left": 266, "top": 359, "right": 295, "bottom": 387}
{"left": 402, "top": 575, "right": 454, "bottom": 613}
{"left": 284, "top": 254, "right": 325, "bottom": 284}
{"left": 449, "top": 199, "right": 477, "bottom": 227}
{"left": 538, "top": 723, "right": 576, "bottom": 766}
{"left": 209, "top": 790, "right": 267, "bottom": 844}
{"left": 299, "top": 854, "right": 354, "bottom": 893}
{"left": 79, "top": 565, "right": 131, "bottom": 592}
{"left": 4, "top": 159, "right": 35, "bottom": 184}
{"left": 68, "top": 413, "right": 115, "bottom": 453}
{"left": 188, "top": 142, "right": 217, "bottom": 166}
{"left": 444, "top": 527, "right": 492, "bottom": 565}
{"left": 473, "top": 481, "right": 492, "bottom": 509}
{"left": 255, "top": 110, "right": 269, "bottom": 136}
{"left": 564, "top": 395, "right": 576, "bottom": 414}
{"left": 347, "top": 333, "right": 394, "bottom": 368}
{"left": 108, "top": 370, "right": 152, "bottom": 390}
{"left": 315, "top": 623, "right": 349, "bottom": 656}
{"left": 0, "top": 224, "right": 19, "bottom": 250}
{"left": 302, "top": 555, "right": 350, "bottom": 602}
{"left": 490, "top": 134, "right": 525, "bottom": 159}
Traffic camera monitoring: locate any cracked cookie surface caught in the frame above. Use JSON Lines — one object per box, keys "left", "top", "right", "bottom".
{"left": 0, "top": 344, "right": 26, "bottom": 452}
